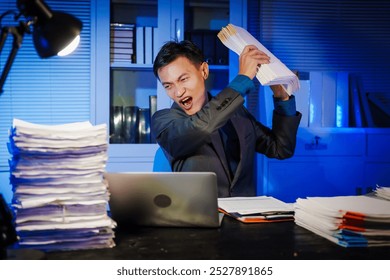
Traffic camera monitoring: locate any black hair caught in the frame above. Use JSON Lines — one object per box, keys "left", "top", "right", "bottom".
{"left": 153, "top": 40, "right": 205, "bottom": 79}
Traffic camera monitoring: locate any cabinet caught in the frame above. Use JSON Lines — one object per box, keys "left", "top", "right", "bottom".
{"left": 260, "top": 127, "right": 366, "bottom": 203}
{"left": 364, "top": 129, "right": 390, "bottom": 189}
{"left": 95, "top": 0, "right": 246, "bottom": 172}
{"left": 260, "top": 128, "right": 390, "bottom": 203}
{"left": 258, "top": 72, "right": 390, "bottom": 202}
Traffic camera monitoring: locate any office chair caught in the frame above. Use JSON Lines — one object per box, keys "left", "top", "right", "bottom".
{"left": 153, "top": 147, "right": 171, "bottom": 172}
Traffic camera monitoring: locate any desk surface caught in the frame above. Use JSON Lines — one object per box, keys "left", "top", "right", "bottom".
{"left": 37, "top": 217, "right": 389, "bottom": 260}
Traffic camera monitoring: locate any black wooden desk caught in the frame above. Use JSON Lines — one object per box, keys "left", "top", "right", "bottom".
{"left": 36, "top": 216, "right": 389, "bottom": 260}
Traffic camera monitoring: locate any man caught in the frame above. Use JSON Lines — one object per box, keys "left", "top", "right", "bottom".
{"left": 151, "top": 40, "right": 301, "bottom": 197}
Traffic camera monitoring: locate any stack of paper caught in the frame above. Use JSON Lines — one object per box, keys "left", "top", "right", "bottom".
{"left": 218, "top": 196, "right": 294, "bottom": 223}
{"left": 375, "top": 185, "right": 390, "bottom": 200}
{"left": 217, "top": 24, "right": 299, "bottom": 96}
{"left": 294, "top": 195, "right": 390, "bottom": 247}
{"left": 8, "top": 119, "right": 116, "bottom": 251}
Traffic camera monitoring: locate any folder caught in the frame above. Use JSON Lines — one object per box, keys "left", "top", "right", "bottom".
{"left": 218, "top": 196, "right": 294, "bottom": 223}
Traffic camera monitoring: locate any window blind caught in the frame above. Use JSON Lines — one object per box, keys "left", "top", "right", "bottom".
{"left": 247, "top": 0, "right": 390, "bottom": 114}
{"left": 0, "top": 0, "right": 91, "bottom": 170}
{"left": 246, "top": 0, "right": 261, "bottom": 117}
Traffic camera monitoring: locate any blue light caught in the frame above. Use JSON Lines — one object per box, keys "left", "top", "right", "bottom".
{"left": 336, "top": 104, "right": 342, "bottom": 127}
{"left": 309, "top": 103, "right": 314, "bottom": 124}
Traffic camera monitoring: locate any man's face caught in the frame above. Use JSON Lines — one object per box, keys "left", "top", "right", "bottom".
{"left": 157, "top": 56, "right": 209, "bottom": 115}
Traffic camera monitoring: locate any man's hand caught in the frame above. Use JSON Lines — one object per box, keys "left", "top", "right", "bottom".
{"left": 270, "top": 84, "right": 289, "bottom": 101}
{"left": 238, "top": 45, "right": 270, "bottom": 79}
{"left": 239, "top": 45, "right": 295, "bottom": 101}
{"left": 270, "top": 71, "right": 298, "bottom": 101}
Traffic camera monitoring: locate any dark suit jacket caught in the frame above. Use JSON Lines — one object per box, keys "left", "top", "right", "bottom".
{"left": 151, "top": 87, "right": 302, "bottom": 197}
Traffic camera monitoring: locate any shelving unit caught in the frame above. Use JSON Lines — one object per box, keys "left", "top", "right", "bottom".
{"left": 109, "top": 0, "right": 158, "bottom": 146}
{"left": 94, "top": 0, "right": 243, "bottom": 172}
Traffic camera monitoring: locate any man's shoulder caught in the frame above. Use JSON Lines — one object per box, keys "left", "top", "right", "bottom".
{"left": 152, "top": 106, "right": 186, "bottom": 120}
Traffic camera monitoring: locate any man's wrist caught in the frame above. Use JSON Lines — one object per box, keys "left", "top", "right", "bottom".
{"left": 227, "top": 75, "right": 255, "bottom": 97}
{"left": 270, "top": 84, "right": 289, "bottom": 100}
{"left": 273, "top": 95, "right": 297, "bottom": 116}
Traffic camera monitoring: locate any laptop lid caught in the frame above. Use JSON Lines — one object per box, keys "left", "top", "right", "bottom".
{"left": 104, "top": 172, "right": 221, "bottom": 228}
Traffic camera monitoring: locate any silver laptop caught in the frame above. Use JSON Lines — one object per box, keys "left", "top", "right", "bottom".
{"left": 104, "top": 172, "right": 222, "bottom": 228}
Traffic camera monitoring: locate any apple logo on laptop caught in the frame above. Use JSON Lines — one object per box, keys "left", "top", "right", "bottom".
{"left": 154, "top": 194, "right": 172, "bottom": 208}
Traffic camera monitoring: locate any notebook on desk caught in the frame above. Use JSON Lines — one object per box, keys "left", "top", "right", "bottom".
{"left": 104, "top": 172, "right": 222, "bottom": 228}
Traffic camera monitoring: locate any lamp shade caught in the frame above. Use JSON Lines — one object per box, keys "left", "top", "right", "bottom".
{"left": 33, "top": 11, "right": 82, "bottom": 58}
{"left": 17, "top": 0, "right": 82, "bottom": 58}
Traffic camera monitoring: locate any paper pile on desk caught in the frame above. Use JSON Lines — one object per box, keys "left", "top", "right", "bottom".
{"left": 375, "top": 185, "right": 390, "bottom": 200}
{"left": 8, "top": 119, "right": 116, "bottom": 251}
{"left": 294, "top": 195, "right": 390, "bottom": 247}
{"left": 217, "top": 24, "right": 300, "bottom": 96}
{"left": 218, "top": 196, "right": 294, "bottom": 223}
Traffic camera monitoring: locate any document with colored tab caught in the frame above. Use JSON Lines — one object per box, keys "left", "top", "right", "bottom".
{"left": 218, "top": 196, "right": 294, "bottom": 223}
{"left": 294, "top": 195, "right": 390, "bottom": 247}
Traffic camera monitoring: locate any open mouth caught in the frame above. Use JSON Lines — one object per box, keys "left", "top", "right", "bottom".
{"left": 180, "top": 96, "right": 193, "bottom": 109}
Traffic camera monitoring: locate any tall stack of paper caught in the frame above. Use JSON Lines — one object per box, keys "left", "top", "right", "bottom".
{"left": 294, "top": 195, "right": 390, "bottom": 247}
{"left": 8, "top": 119, "right": 116, "bottom": 251}
{"left": 217, "top": 24, "right": 299, "bottom": 96}
{"left": 375, "top": 185, "right": 390, "bottom": 200}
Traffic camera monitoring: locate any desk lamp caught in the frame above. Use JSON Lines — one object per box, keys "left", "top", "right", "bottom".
{"left": 0, "top": 0, "right": 83, "bottom": 93}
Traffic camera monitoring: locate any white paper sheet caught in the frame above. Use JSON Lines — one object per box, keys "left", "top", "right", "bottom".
{"left": 218, "top": 196, "right": 293, "bottom": 215}
{"left": 218, "top": 24, "right": 300, "bottom": 95}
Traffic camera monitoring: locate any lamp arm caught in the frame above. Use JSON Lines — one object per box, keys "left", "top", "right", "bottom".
{"left": 0, "top": 23, "right": 25, "bottom": 94}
